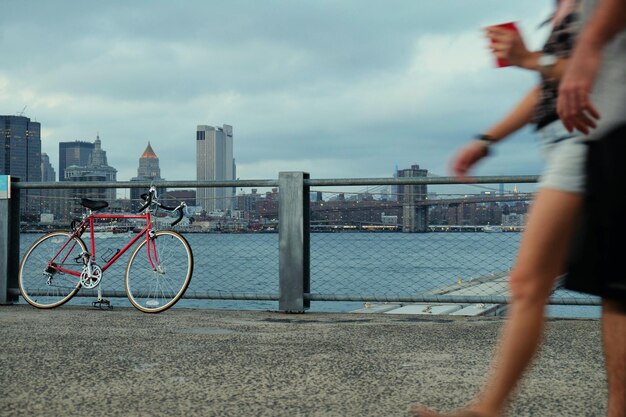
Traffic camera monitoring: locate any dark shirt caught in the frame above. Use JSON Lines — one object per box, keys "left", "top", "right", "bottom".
{"left": 532, "top": 6, "right": 581, "bottom": 130}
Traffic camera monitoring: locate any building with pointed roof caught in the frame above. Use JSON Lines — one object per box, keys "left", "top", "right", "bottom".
{"left": 141, "top": 142, "right": 157, "bottom": 159}
{"left": 137, "top": 141, "right": 161, "bottom": 179}
{"left": 130, "top": 142, "right": 165, "bottom": 208}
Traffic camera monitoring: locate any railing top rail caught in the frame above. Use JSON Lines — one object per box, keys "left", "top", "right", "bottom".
{"left": 11, "top": 175, "right": 539, "bottom": 190}
{"left": 305, "top": 175, "right": 539, "bottom": 187}
{"left": 12, "top": 179, "right": 280, "bottom": 190}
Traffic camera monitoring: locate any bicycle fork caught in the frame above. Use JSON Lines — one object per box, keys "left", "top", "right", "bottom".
{"left": 147, "top": 230, "right": 164, "bottom": 274}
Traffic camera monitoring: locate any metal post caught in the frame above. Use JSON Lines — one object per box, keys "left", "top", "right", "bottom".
{"left": 0, "top": 176, "right": 19, "bottom": 304}
{"left": 278, "top": 172, "right": 310, "bottom": 313}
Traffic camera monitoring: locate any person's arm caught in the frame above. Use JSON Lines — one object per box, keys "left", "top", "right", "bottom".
{"left": 558, "top": 0, "right": 626, "bottom": 133}
{"left": 450, "top": 86, "right": 539, "bottom": 179}
{"left": 579, "top": 0, "right": 626, "bottom": 48}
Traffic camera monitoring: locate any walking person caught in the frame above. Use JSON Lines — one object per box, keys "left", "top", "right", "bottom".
{"left": 558, "top": 1, "right": 626, "bottom": 415}
{"left": 410, "top": 1, "right": 588, "bottom": 416}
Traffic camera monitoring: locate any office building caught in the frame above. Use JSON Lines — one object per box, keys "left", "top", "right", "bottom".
{"left": 40, "top": 152, "right": 58, "bottom": 219}
{"left": 130, "top": 142, "right": 164, "bottom": 209}
{"left": 0, "top": 115, "right": 41, "bottom": 182}
{"left": 58, "top": 140, "right": 95, "bottom": 181}
{"left": 41, "top": 153, "right": 55, "bottom": 182}
{"left": 196, "top": 124, "right": 235, "bottom": 212}
{"left": 137, "top": 142, "right": 161, "bottom": 180}
{"left": 60, "top": 135, "right": 117, "bottom": 217}
{"left": 1, "top": 115, "right": 42, "bottom": 220}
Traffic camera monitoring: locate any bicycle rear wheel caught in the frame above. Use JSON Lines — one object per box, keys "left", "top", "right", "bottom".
{"left": 125, "top": 230, "right": 193, "bottom": 313}
{"left": 19, "top": 231, "right": 86, "bottom": 308}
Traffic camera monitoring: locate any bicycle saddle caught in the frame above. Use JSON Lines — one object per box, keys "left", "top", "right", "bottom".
{"left": 80, "top": 198, "right": 109, "bottom": 211}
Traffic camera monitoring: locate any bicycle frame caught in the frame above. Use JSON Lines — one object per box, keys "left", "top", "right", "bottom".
{"left": 50, "top": 211, "right": 159, "bottom": 277}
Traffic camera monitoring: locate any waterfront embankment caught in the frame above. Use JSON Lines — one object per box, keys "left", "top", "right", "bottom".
{"left": 0, "top": 305, "right": 607, "bottom": 417}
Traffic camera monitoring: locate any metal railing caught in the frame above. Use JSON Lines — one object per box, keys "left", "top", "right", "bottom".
{"left": 0, "top": 173, "right": 599, "bottom": 312}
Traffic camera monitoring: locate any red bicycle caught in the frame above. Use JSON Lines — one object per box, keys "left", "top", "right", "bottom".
{"left": 18, "top": 186, "right": 193, "bottom": 313}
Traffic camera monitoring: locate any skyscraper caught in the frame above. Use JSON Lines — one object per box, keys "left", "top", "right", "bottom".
{"left": 130, "top": 142, "right": 164, "bottom": 208}
{"left": 58, "top": 140, "right": 95, "bottom": 181}
{"left": 41, "top": 153, "right": 56, "bottom": 182}
{"left": 59, "top": 135, "right": 117, "bottom": 217}
{"left": 1, "top": 115, "right": 42, "bottom": 220}
{"left": 0, "top": 115, "right": 41, "bottom": 182}
{"left": 196, "top": 124, "right": 235, "bottom": 212}
{"left": 136, "top": 142, "right": 161, "bottom": 180}
{"left": 39, "top": 153, "right": 60, "bottom": 217}
{"left": 65, "top": 135, "right": 117, "bottom": 202}
{"left": 87, "top": 135, "right": 117, "bottom": 183}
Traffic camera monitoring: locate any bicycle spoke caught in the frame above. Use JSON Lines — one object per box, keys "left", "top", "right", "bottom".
{"left": 125, "top": 230, "right": 193, "bottom": 313}
{"left": 19, "top": 232, "right": 85, "bottom": 308}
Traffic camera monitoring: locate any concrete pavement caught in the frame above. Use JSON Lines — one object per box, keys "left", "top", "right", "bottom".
{"left": 0, "top": 304, "right": 607, "bottom": 417}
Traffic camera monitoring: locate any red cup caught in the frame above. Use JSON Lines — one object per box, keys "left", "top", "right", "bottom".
{"left": 489, "top": 22, "right": 519, "bottom": 68}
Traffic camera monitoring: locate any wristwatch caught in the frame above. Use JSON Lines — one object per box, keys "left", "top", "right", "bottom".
{"left": 474, "top": 134, "right": 497, "bottom": 146}
{"left": 473, "top": 134, "right": 496, "bottom": 155}
{"left": 538, "top": 53, "right": 558, "bottom": 77}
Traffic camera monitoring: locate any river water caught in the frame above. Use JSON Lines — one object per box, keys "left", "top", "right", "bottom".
{"left": 18, "top": 232, "right": 601, "bottom": 318}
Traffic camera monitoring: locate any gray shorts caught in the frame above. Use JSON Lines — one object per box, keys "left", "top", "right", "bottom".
{"left": 536, "top": 120, "right": 586, "bottom": 194}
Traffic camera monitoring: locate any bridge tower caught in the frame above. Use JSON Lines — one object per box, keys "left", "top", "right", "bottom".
{"left": 397, "top": 164, "right": 428, "bottom": 232}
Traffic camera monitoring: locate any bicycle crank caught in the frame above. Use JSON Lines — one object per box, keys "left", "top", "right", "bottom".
{"left": 80, "top": 265, "right": 103, "bottom": 289}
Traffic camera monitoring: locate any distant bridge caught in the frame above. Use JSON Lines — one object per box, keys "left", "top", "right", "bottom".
{"left": 311, "top": 192, "right": 533, "bottom": 212}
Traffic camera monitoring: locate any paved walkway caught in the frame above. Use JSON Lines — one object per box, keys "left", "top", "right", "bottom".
{"left": 0, "top": 305, "right": 608, "bottom": 417}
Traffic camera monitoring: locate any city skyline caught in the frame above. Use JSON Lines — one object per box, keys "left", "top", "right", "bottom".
{"left": 1, "top": 1, "right": 552, "bottom": 193}
{"left": 1, "top": 116, "right": 526, "bottom": 202}
{"left": 3, "top": 116, "right": 531, "bottom": 227}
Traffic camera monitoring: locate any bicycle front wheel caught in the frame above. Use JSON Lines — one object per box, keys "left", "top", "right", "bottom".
{"left": 19, "top": 231, "right": 86, "bottom": 309}
{"left": 125, "top": 230, "right": 193, "bottom": 313}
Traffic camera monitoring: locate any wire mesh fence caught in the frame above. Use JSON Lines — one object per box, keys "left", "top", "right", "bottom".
{"left": 12, "top": 179, "right": 600, "bottom": 312}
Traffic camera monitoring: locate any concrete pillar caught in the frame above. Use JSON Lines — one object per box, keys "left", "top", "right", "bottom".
{"left": 278, "top": 172, "right": 310, "bottom": 312}
{"left": 0, "top": 176, "right": 20, "bottom": 304}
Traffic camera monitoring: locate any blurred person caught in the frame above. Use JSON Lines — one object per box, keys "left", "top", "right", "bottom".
{"left": 558, "top": 0, "right": 626, "bottom": 416}
{"left": 411, "top": 1, "right": 587, "bottom": 416}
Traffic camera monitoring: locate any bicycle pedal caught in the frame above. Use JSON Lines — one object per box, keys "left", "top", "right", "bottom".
{"left": 92, "top": 299, "right": 112, "bottom": 310}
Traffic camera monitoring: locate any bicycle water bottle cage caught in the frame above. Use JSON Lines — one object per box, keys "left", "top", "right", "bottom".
{"left": 80, "top": 198, "right": 109, "bottom": 211}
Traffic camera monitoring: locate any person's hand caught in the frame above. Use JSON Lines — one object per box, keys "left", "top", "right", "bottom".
{"left": 557, "top": 46, "right": 602, "bottom": 134}
{"left": 450, "top": 141, "right": 490, "bottom": 180}
{"left": 485, "top": 26, "right": 531, "bottom": 68}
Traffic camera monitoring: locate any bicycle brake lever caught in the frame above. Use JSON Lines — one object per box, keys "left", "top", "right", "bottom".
{"left": 170, "top": 206, "right": 185, "bottom": 227}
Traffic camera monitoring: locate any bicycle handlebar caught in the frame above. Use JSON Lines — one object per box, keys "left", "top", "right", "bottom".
{"left": 138, "top": 191, "right": 154, "bottom": 213}
{"left": 138, "top": 187, "right": 187, "bottom": 226}
{"left": 169, "top": 203, "right": 186, "bottom": 226}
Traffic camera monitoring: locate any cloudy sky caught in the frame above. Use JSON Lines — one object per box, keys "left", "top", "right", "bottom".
{"left": 1, "top": 0, "right": 554, "bottom": 191}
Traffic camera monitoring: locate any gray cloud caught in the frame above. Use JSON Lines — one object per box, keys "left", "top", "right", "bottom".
{"left": 1, "top": 0, "right": 552, "bottom": 187}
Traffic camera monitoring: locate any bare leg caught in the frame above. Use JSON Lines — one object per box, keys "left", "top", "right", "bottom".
{"left": 411, "top": 188, "right": 582, "bottom": 417}
{"left": 471, "top": 189, "right": 582, "bottom": 416}
{"left": 602, "top": 299, "right": 626, "bottom": 417}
